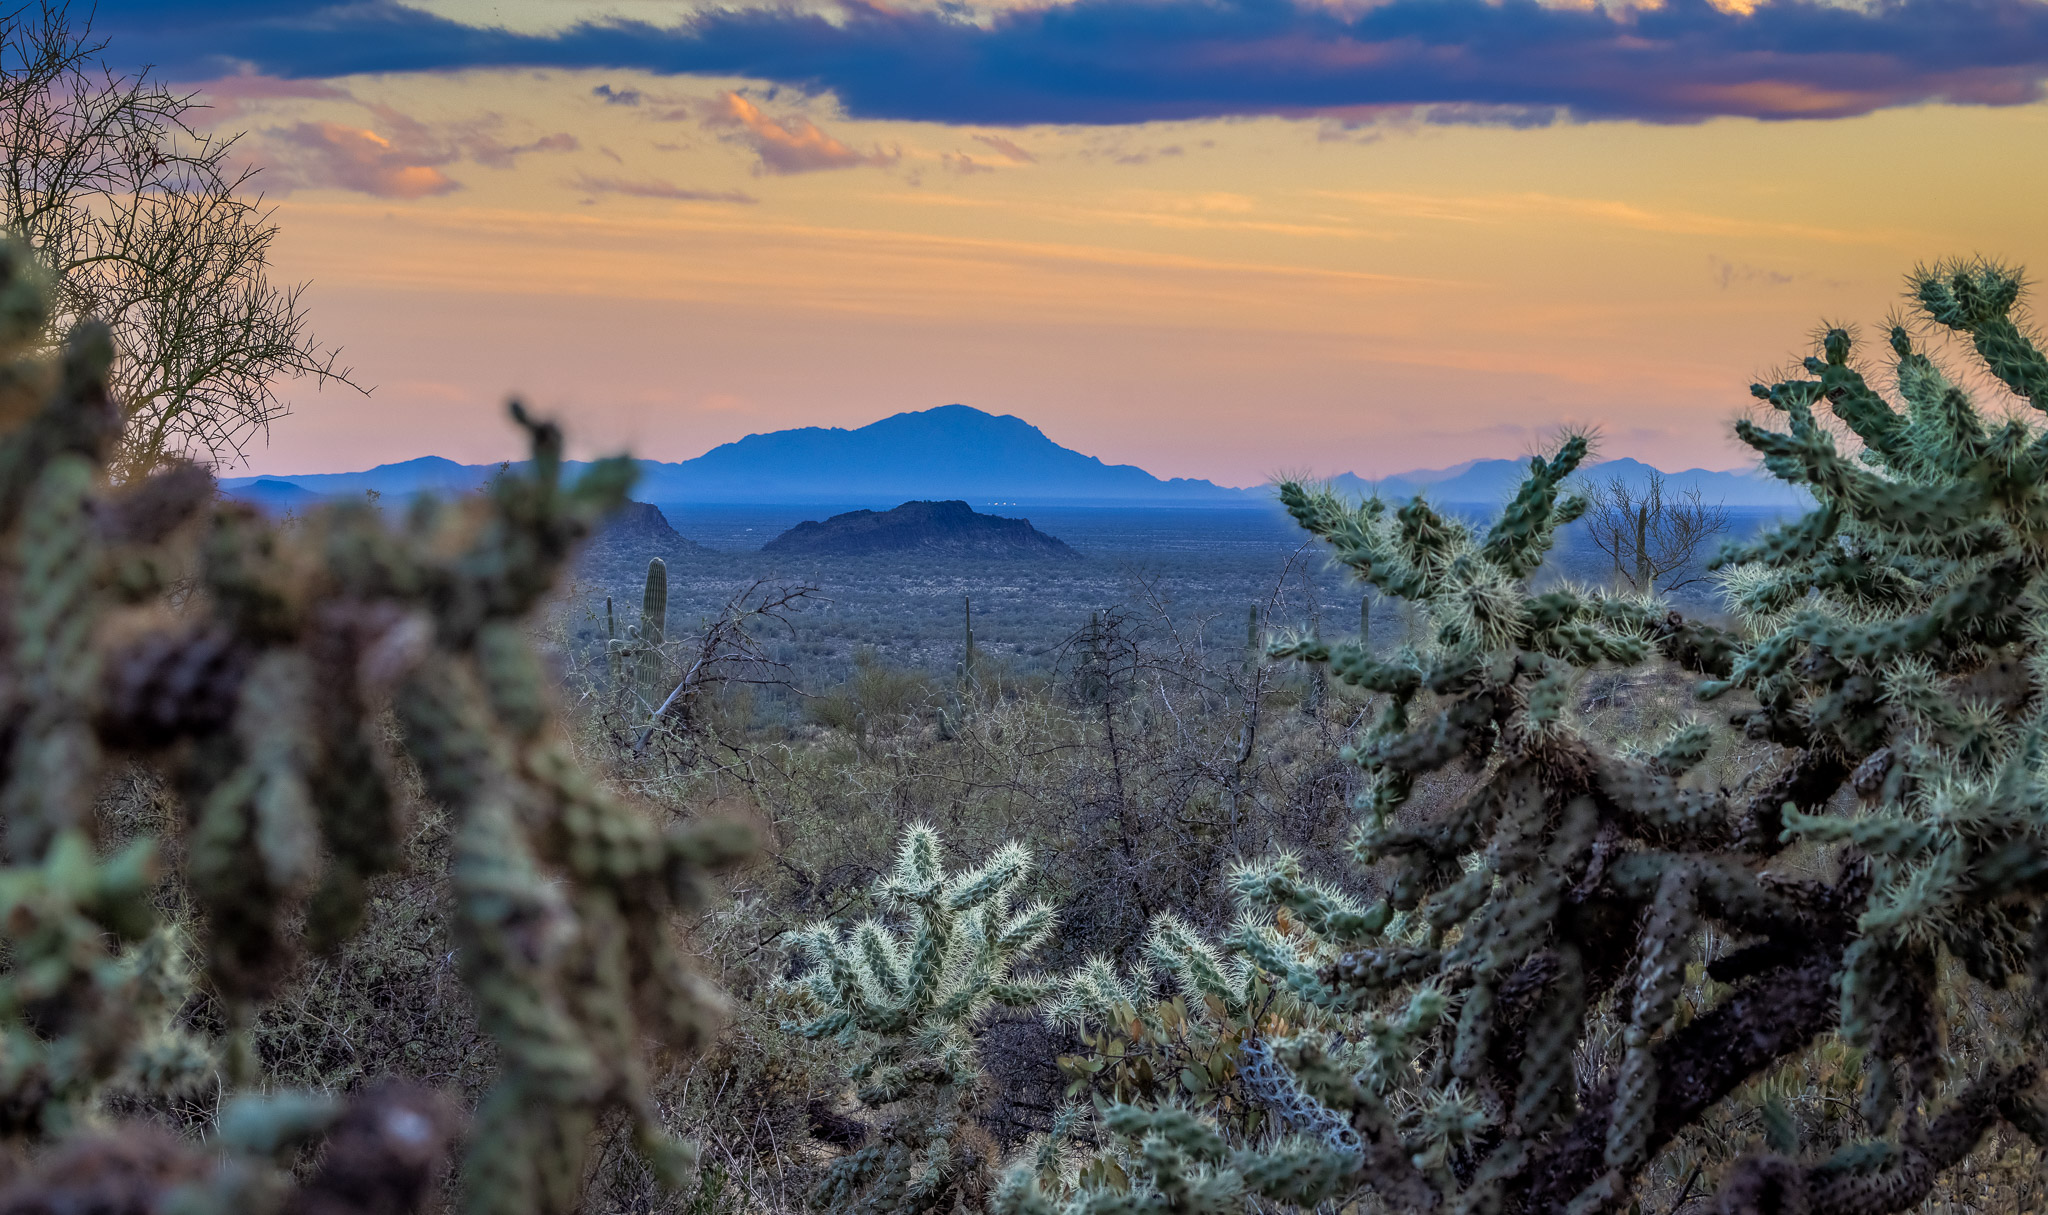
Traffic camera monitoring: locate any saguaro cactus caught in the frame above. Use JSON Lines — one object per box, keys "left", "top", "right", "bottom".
{"left": 964, "top": 593, "right": 977, "bottom": 680}
{"left": 636, "top": 556, "right": 668, "bottom": 708}
{"left": 941, "top": 596, "right": 976, "bottom": 740}
{"left": 1303, "top": 629, "right": 1326, "bottom": 719}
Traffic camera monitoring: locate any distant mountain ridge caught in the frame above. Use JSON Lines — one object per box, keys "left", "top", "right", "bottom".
{"left": 226, "top": 455, "right": 496, "bottom": 498}
{"left": 223, "top": 404, "right": 1808, "bottom": 510}
{"left": 637, "top": 405, "right": 1240, "bottom": 503}
{"left": 225, "top": 405, "right": 1244, "bottom": 506}
{"left": 1321, "top": 456, "right": 1809, "bottom": 510}
{"left": 227, "top": 478, "right": 324, "bottom": 513}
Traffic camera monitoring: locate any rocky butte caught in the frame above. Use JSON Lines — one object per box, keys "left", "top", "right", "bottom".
{"left": 577, "top": 499, "right": 705, "bottom": 586}
{"left": 761, "top": 500, "right": 1078, "bottom": 558}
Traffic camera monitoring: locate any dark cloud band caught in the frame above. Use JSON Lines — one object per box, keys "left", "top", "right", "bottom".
{"left": 102, "top": 0, "right": 2048, "bottom": 126}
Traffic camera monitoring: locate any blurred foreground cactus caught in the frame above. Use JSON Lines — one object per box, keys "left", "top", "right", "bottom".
{"left": 0, "top": 238, "right": 746, "bottom": 1212}
{"left": 992, "top": 260, "right": 2048, "bottom": 1215}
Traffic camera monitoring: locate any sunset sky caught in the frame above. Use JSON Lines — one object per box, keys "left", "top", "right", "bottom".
{"left": 97, "top": 0, "right": 2048, "bottom": 486}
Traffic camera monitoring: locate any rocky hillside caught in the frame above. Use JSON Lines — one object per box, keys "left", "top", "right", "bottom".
{"left": 762, "top": 500, "right": 1077, "bottom": 558}
{"left": 577, "top": 500, "right": 705, "bottom": 584}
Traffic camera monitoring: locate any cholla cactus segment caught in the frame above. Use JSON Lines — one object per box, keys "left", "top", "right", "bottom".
{"left": 994, "top": 1100, "right": 1364, "bottom": 1215}
{"left": 1602, "top": 867, "right": 1697, "bottom": 1174}
{"left": 5, "top": 450, "right": 109, "bottom": 861}
{"left": 1226, "top": 854, "right": 1392, "bottom": 944}
{"left": 949, "top": 840, "right": 1034, "bottom": 913}
{"left": 1013, "top": 1104, "right": 1086, "bottom": 1194}
{"left": 1649, "top": 721, "right": 1715, "bottom": 776}
{"left": 1144, "top": 913, "right": 1255, "bottom": 1018}
{"left": 1045, "top": 955, "right": 1159, "bottom": 1033}
{"left": 784, "top": 825, "right": 1058, "bottom": 1211}
{"left": 1478, "top": 434, "right": 1590, "bottom": 579}
{"left": 0, "top": 238, "right": 749, "bottom": 1214}
{"left": 1226, "top": 916, "right": 1338, "bottom": 1009}
{"left": 1913, "top": 259, "right": 2048, "bottom": 407}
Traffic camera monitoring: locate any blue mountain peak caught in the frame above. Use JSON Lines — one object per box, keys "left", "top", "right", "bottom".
{"left": 630, "top": 404, "right": 1233, "bottom": 503}
{"left": 218, "top": 405, "right": 1808, "bottom": 510}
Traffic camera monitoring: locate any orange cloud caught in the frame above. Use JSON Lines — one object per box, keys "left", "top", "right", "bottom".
{"left": 701, "top": 92, "right": 895, "bottom": 175}
{"left": 255, "top": 104, "right": 581, "bottom": 198}
{"left": 264, "top": 123, "right": 460, "bottom": 198}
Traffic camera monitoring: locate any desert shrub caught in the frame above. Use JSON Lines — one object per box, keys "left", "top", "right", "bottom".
{"left": 808, "top": 647, "right": 939, "bottom": 736}
{"left": 992, "top": 259, "right": 2048, "bottom": 1215}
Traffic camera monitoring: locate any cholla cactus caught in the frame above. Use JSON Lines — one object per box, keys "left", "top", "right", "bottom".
{"left": 0, "top": 237, "right": 747, "bottom": 1213}
{"left": 786, "top": 825, "right": 1057, "bottom": 1212}
{"left": 1007, "top": 261, "right": 2048, "bottom": 1215}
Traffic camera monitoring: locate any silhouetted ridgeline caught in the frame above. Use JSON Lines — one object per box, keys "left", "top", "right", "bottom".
{"left": 222, "top": 406, "right": 1243, "bottom": 506}
{"left": 762, "top": 500, "right": 1078, "bottom": 558}
{"left": 221, "top": 403, "right": 1810, "bottom": 510}
{"left": 1331, "top": 454, "right": 1808, "bottom": 509}
{"left": 227, "top": 477, "right": 323, "bottom": 513}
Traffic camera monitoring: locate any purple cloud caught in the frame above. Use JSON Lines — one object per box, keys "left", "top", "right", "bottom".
{"left": 941, "top": 151, "right": 998, "bottom": 175}
{"left": 972, "top": 133, "right": 1037, "bottom": 163}
{"left": 255, "top": 105, "right": 581, "bottom": 197}
{"left": 263, "top": 120, "right": 462, "bottom": 198}
{"left": 108, "top": 0, "right": 2048, "bottom": 127}
{"left": 570, "top": 173, "right": 758, "bottom": 202}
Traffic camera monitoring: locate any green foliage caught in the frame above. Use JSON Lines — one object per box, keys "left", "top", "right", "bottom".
{"left": 0, "top": 237, "right": 746, "bottom": 1213}
{"left": 784, "top": 825, "right": 1058, "bottom": 1212}
{"left": 810, "top": 646, "right": 936, "bottom": 738}
{"left": 999, "top": 258, "right": 2048, "bottom": 1215}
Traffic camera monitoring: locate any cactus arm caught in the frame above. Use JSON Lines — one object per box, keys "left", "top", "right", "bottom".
{"left": 1515, "top": 938, "right": 1847, "bottom": 1212}
{"left": 1716, "top": 1062, "right": 2040, "bottom": 1215}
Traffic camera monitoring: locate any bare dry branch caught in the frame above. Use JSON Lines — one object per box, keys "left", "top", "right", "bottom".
{"left": 637, "top": 578, "right": 824, "bottom": 752}
{"left": 1581, "top": 469, "right": 1729, "bottom": 594}
{"left": 0, "top": 2, "right": 363, "bottom": 478}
